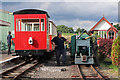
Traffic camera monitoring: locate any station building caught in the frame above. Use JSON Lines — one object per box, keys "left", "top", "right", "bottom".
{"left": 90, "top": 16, "right": 118, "bottom": 40}
{"left": 0, "top": 10, "right": 14, "bottom": 51}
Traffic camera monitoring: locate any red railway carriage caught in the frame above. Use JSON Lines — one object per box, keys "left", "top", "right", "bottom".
{"left": 13, "top": 9, "right": 56, "bottom": 56}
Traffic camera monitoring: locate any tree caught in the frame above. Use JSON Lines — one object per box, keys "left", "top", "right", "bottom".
{"left": 56, "top": 25, "right": 74, "bottom": 33}
{"left": 68, "top": 27, "right": 74, "bottom": 33}
{"left": 75, "top": 28, "right": 81, "bottom": 33}
{"left": 111, "top": 31, "right": 120, "bottom": 66}
{"left": 75, "top": 28, "right": 86, "bottom": 34}
{"left": 114, "top": 24, "right": 120, "bottom": 30}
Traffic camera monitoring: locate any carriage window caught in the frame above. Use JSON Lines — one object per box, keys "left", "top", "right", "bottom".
{"left": 34, "top": 24, "right": 40, "bottom": 31}
{"left": 16, "top": 19, "right": 20, "bottom": 31}
{"left": 21, "top": 19, "right": 40, "bottom": 31}
{"left": 27, "top": 24, "right": 32, "bottom": 31}
{"left": 41, "top": 19, "right": 45, "bottom": 31}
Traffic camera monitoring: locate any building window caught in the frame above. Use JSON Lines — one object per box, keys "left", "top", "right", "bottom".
{"left": 21, "top": 19, "right": 40, "bottom": 31}
{"left": 41, "top": 19, "right": 45, "bottom": 31}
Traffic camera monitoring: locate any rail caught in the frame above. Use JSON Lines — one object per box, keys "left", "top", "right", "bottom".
{"left": 78, "top": 65, "right": 109, "bottom": 80}
{"left": 1, "top": 58, "right": 38, "bottom": 80}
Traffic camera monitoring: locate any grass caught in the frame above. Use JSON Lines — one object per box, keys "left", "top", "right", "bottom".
{"left": 62, "top": 33, "right": 75, "bottom": 36}
{"left": 62, "top": 33, "right": 75, "bottom": 41}
{"left": 100, "top": 57, "right": 118, "bottom": 71}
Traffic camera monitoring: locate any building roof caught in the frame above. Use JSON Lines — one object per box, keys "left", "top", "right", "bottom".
{"left": 13, "top": 9, "right": 50, "bottom": 18}
{"left": 107, "top": 26, "right": 118, "bottom": 32}
{"left": 90, "top": 16, "right": 118, "bottom": 32}
{"left": 0, "top": 9, "right": 11, "bottom": 14}
{"left": 0, "top": 20, "right": 11, "bottom": 27}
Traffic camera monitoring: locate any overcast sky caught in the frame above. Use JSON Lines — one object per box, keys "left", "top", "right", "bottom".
{"left": 1, "top": 0, "right": 119, "bottom": 31}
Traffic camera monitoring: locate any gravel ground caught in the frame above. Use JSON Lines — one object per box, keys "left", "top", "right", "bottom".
{"left": 29, "top": 66, "right": 74, "bottom": 78}
{"left": 24, "top": 52, "right": 80, "bottom": 79}
{"left": 25, "top": 65, "right": 80, "bottom": 79}
{"left": 0, "top": 53, "right": 11, "bottom": 60}
{"left": 0, "top": 51, "right": 16, "bottom": 60}
{"left": 100, "top": 67, "right": 118, "bottom": 79}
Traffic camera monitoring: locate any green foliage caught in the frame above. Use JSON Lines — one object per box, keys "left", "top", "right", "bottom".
{"left": 98, "top": 39, "right": 113, "bottom": 59}
{"left": 76, "top": 28, "right": 81, "bottom": 33}
{"left": 56, "top": 25, "right": 86, "bottom": 34}
{"left": 56, "top": 25, "right": 74, "bottom": 33}
{"left": 100, "top": 58, "right": 118, "bottom": 71}
{"left": 100, "top": 62, "right": 118, "bottom": 71}
{"left": 75, "top": 28, "right": 86, "bottom": 33}
{"left": 114, "top": 24, "right": 120, "bottom": 30}
{"left": 111, "top": 31, "right": 120, "bottom": 66}
{"left": 93, "top": 31, "right": 100, "bottom": 38}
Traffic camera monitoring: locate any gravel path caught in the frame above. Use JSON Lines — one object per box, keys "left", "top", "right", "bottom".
{"left": 29, "top": 66, "right": 74, "bottom": 78}
{"left": 24, "top": 52, "right": 80, "bottom": 79}
{"left": 100, "top": 67, "right": 118, "bottom": 79}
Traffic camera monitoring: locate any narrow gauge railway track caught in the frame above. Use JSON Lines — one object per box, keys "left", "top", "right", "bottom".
{"left": 1, "top": 58, "right": 39, "bottom": 80}
{"left": 78, "top": 65, "right": 109, "bottom": 80}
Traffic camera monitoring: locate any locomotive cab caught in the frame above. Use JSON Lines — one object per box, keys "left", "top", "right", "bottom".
{"left": 70, "top": 33, "right": 94, "bottom": 64}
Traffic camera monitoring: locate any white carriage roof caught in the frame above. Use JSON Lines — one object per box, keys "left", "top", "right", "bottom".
{"left": 49, "top": 21, "right": 56, "bottom": 28}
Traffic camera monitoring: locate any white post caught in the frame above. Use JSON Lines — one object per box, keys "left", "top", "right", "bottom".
{"left": 103, "top": 31, "right": 104, "bottom": 38}
{"left": 19, "top": 21, "right": 20, "bottom": 31}
{"left": 32, "top": 23, "right": 34, "bottom": 31}
{"left": 50, "top": 23, "right": 52, "bottom": 35}
{"left": 98, "top": 31, "right": 99, "bottom": 36}
{"left": 101, "top": 31, "right": 102, "bottom": 38}
{"left": 41, "top": 22, "right": 43, "bottom": 31}
{"left": 26, "top": 24, "right": 27, "bottom": 31}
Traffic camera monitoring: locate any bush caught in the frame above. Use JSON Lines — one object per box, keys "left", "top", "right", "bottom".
{"left": 111, "top": 31, "right": 120, "bottom": 66}
{"left": 98, "top": 38, "right": 113, "bottom": 59}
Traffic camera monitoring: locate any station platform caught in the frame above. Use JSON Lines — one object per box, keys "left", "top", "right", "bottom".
{"left": 0, "top": 51, "right": 19, "bottom": 64}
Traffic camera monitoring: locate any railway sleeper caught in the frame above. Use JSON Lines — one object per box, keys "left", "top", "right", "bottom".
{"left": 3, "top": 75, "right": 14, "bottom": 78}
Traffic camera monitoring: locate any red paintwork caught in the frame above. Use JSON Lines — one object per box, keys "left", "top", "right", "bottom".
{"left": 14, "top": 14, "right": 49, "bottom": 51}
{"left": 97, "top": 40, "right": 99, "bottom": 45}
{"left": 49, "top": 35, "right": 52, "bottom": 50}
{"left": 93, "top": 30, "right": 107, "bottom": 31}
